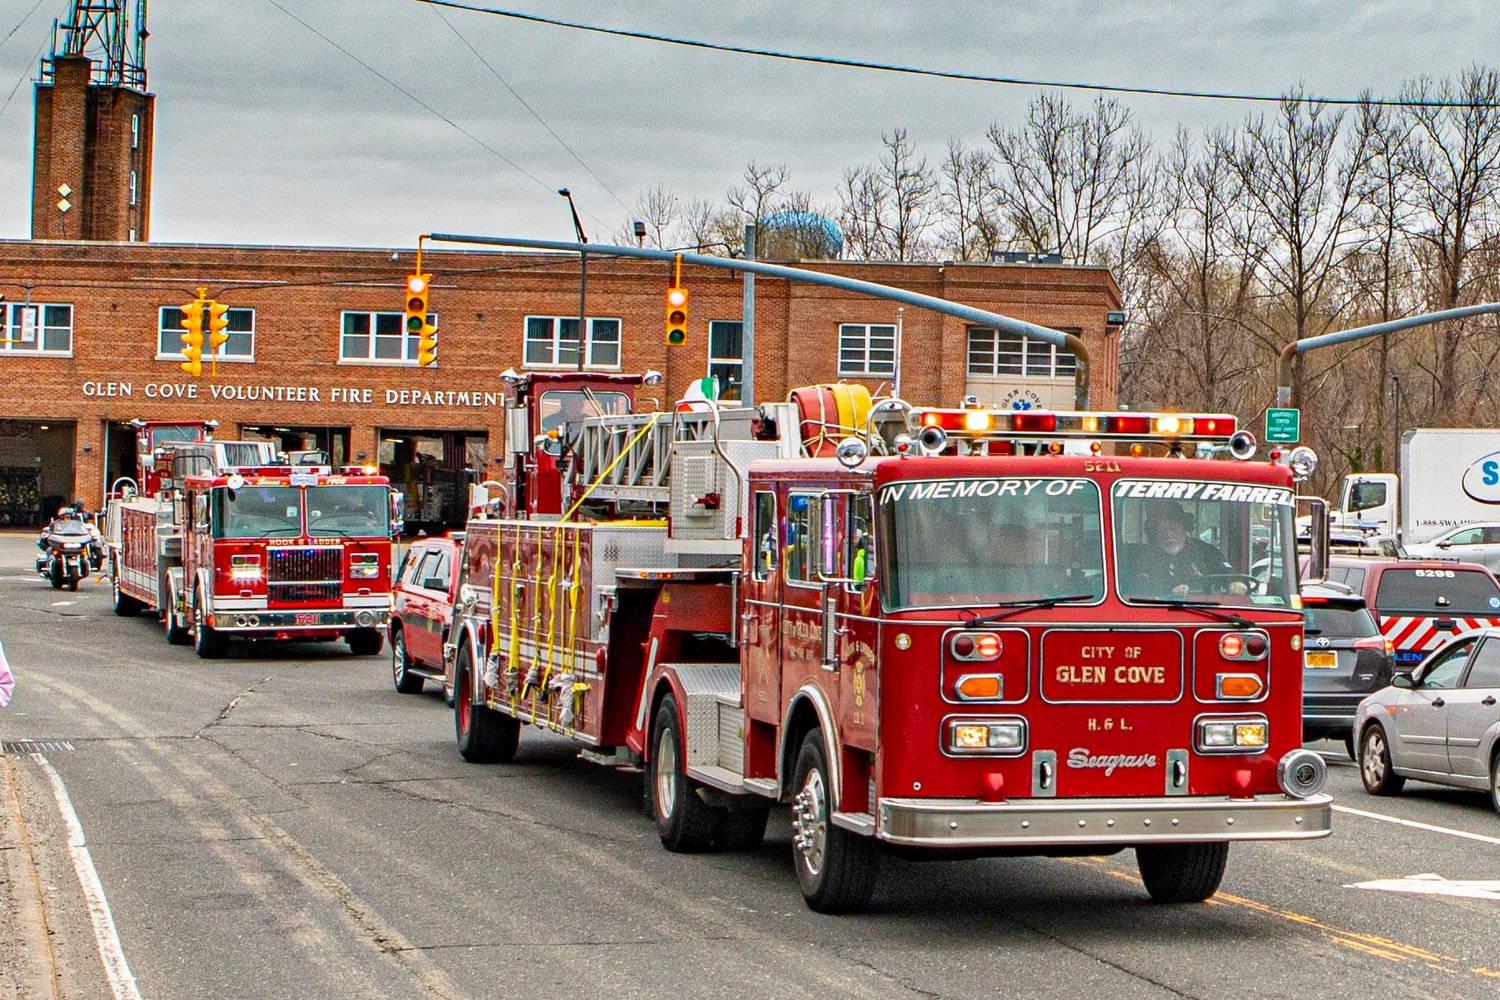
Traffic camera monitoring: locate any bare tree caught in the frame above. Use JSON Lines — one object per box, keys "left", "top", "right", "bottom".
{"left": 834, "top": 128, "right": 937, "bottom": 261}
{"left": 613, "top": 184, "right": 679, "bottom": 248}
{"left": 727, "top": 161, "right": 790, "bottom": 224}
{"left": 937, "top": 139, "right": 1004, "bottom": 261}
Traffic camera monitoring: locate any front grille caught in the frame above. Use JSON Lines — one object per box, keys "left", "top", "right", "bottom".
{"left": 267, "top": 546, "right": 342, "bottom": 604}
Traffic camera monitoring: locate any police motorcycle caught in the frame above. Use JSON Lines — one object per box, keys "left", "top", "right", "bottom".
{"left": 35, "top": 508, "right": 93, "bottom": 591}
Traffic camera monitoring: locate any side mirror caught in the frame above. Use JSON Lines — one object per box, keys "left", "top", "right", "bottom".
{"left": 1392, "top": 673, "right": 1414, "bottom": 689}
{"left": 422, "top": 577, "right": 446, "bottom": 591}
{"left": 1437, "top": 540, "right": 1452, "bottom": 549}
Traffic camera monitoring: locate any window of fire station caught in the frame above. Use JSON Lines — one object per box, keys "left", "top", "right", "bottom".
{"left": 1112, "top": 481, "right": 1297, "bottom": 607}
{"left": 837, "top": 324, "right": 896, "bottom": 377}
{"left": 524, "top": 316, "right": 621, "bottom": 369}
{"left": 0, "top": 303, "right": 72, "bottom": 355}
{"left": 213, "top": 485, "right": 302, "bottom": 539}
{"left": 340, "top": 311, "right": 434, "bottom": 364}
{"left": 877, "top": 478, "right": 1104, "bottom": 611}
{"left": 159, "top": 306, "right": 254, "bottom": 361}
{"left": 537, "top": 390, "right": 631, "bottom": 433}
{"left": 306, "top": 485, "right": 391, "bottom": 536}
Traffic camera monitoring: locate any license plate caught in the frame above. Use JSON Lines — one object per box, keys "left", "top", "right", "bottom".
{"left": 294, "top": 613, "right": 321, "bottom": 626}
{"left": 1305, "top": 651, "right": 1338, "bottom": 669}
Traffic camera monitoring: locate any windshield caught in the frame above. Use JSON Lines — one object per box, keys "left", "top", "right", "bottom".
{"left": 214, "top": 485, "right": 302, "bottom": 539}
{"left": 1375, "top": 568, "right": 1500, "bottom": 615}
{"left": 150, "top": 425, "right": 201, "bottom": 448}
{"left": 1304, "top": 603, "right": 1379, "bottom": 638}
{"left": 305, "top": 485, "right": 390, "bottom": 536}
{"left": 878, "top": 477, "right": 1105, "bottom": 611}
{"left": 539, "top": 390, "right": 631, "bottom": 432}
{"left": 1113, "top": 480, "right": 1297, "bottom": 607}
{"left": 48, "top": 519, "right": 91, "bottom": 536}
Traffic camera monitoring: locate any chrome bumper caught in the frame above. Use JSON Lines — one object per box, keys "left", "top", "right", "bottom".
{"left": 207, "top": 609, "right": 389, "bottom": 633}
{"left": 876, "top": 793, "right": 1332, "bottom": 848}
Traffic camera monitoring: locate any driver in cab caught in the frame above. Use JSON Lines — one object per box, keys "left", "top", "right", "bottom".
{"left": 1131, "top": 502, "right": 1248, "bottom": 597}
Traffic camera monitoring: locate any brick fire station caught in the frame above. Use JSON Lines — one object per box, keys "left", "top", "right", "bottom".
{"left": 0, "top": 34, "right": 1121, "bottom": 532}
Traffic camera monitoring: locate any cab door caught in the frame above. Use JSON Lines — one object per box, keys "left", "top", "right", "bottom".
{"left": 742, "top": 489, "right": 782, "bottom": 724}
{"left": 1396, "top": 637, "right": 1474, "bottom": 774}
{"left": 1444, "top": 636, "right": 1500, "bottom": 779}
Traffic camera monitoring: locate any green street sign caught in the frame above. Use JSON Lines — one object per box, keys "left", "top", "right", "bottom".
{"left": 1266, "top": 407, "right": 1300, "bottom": 444}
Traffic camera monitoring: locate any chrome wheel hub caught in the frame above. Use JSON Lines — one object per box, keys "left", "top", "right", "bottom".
{"left": 655, "top": 726, "right": 677, "bottom": 820}
{"left": 1362, "top": 731, "right": 1386, "bottom": 785}
{"left": 792, "top": 768, "right": 828, "bottom": 876}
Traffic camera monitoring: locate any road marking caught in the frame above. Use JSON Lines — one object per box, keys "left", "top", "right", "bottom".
{"left": 32, "top": 754, "right": 141, "bottom": 1000}
{"left": 50, "top": 600, "right": 76, "bottom": 607}
{"left": 1349, "top": 873, "right": 1500, "bottom": 900}
{"left": 1333, "top": 803, "right": 1500, "bottom": 847}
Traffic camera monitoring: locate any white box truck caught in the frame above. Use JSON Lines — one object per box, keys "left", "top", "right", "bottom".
{"left": 1330, "top": 428, "right": 1500, "bottom": 543}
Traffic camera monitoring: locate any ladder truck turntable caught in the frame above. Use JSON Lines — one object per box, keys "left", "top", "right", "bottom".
{"left": 448, "top": 371, "right": 1332, "bottom": 913}
{"left": 105, "top": 431, "right": 398, "bottom": 659}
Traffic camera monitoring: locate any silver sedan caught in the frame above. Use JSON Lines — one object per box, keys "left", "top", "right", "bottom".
{"left": 1354, "top": 627, "right": 1500, "bottom": 814}
{"left": 1402, "top": 522, "right": 1500, "bottom": 572}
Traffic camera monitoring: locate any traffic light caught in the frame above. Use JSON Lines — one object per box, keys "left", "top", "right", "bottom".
{"left": 664, "top": 285, "right": 689, "bottom": 346}
{"left": 205, "top": 299, "right": 229, "bottom": 373}
{"left": 179, "top": 296, "right": 205, "bottom": 376}
{"left": 405, "top": 273, "right": 437, "bottom": 367}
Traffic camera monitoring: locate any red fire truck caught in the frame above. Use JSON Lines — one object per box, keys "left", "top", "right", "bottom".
{"left": 449, "top": 371, "right": 1332, "bottom": 912}
{"left": 106, "top": 438, "right": 398, "bottom": 658}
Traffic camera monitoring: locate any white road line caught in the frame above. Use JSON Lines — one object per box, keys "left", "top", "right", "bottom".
{"left": 1332, "top": 803, "right": 1500, "bottom": 847}
{"left": 32, "top": 753, "right": 142, "bottom": 1000}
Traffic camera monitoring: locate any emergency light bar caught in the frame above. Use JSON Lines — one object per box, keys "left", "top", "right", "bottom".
{"left": 915, "top": 409, "right": 1237, "bottom": 442}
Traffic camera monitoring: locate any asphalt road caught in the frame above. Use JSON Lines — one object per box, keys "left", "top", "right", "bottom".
{"left": 1, "top": 532, "right": 1499, "bottom": 999}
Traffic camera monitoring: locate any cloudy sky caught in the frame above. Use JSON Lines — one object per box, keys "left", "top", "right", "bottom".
{"left": 0, "top": 0, "right": 1497, "bottom": 250}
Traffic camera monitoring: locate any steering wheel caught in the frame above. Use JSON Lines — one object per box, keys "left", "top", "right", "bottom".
{"left": 1186, "top": 573, "right": 1260, "bottom": 595}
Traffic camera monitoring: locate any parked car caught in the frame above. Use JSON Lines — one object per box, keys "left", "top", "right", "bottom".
{"left": 1317, "top": 556, "right": 1500, "bottom": 672}
{"left": 389, "top": 534, "right": 463, "bottom": 698}
{"left": 1300, "top": 581, "right": 1395, "bottom": 758}
{"left": 1354, "top": 627, "right": 1500, "bottom": 814}
{"left": 1402, "top": 522, "right": 1500, "bottom": 572}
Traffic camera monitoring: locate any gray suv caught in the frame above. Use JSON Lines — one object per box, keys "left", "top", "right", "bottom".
{"left": 1301, "top": 582, "right": 1395, "bottom": 758}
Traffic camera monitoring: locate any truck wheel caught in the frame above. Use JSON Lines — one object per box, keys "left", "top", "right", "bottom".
{"left": 1136, "top": 843, "right": 1229, "bottom": 903}
{"left": 111, "top": 566, "right": 142, "bottom": 616}
{"left": 347, "top": 628, "right": 384, "bottom": 656}
{"left": 165, "top": 586, "right": 190, "bottom": 646}
{"left": 714, "top": 804, "right": 770, "bottom": 851}
{"left": 791, "top": 730, "right": 879, "bottom": 913}
{"left": 192, "top": 587, "right": 228, "bottom": 659}
{"left": 454, "top": 650, "right": 519, "bottom": 763}
{"left": 391, "top": 629, "right": 423, "bottom": 693}
{"left": 1359, "top": 724, "right": 1405, "bottom": 796}
{"left": 650, "top": 695, "right": 718, "bottom": 852}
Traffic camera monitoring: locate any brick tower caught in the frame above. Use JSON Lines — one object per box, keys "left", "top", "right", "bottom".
{"left": 31, "top": 0, "right": 153, "bottom": 242}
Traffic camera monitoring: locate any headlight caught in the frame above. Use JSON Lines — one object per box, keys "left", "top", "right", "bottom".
{"left": 946, "top": 717, "right": 1026, "bottom": 755}
{"left": 350, "top": 553, "right": 381, "bottom": 579}
{"left": 230, "top": 553, "right": 262, "bottom": 581}
{"left": 1196, "top": 717, "right": 1268, "bottom": 753}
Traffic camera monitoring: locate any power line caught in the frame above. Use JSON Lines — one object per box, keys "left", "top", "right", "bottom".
{"left": 412, "top": 0, "right": 1500, "bottom": 109}
{"left": 0, "top": 24, "right": 51, "bottom": 121}
{"left": 428, "top": 5, "right": 633, "bottom": 216}
{"left": 0, "top": 0, "right": 52, "bottom": 56}
{"left": 260, "top": 0, "right": 613, "bottom": 233}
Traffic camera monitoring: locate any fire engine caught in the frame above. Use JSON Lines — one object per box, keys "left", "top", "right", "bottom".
{"left": 448, "top": 371, "right": 1332, "bottom": 912}
{"left": 106, "top": 433, "right": 398, "bottom": 658}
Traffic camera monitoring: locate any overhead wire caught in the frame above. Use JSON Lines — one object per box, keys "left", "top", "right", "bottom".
{"left": 412, "top": 0, "right": 1500, "bottom": 109}
{"left": 0, "top": 24, "right": 51, "bottom": 121}
{"left": 260, "top": 0, "right": 613, "bottom": 233}
{"left": 0, "top": 0, "right": 52, "bottom": 55}
{"left": 428, "top": 5, "right": 633, "bottom": 216}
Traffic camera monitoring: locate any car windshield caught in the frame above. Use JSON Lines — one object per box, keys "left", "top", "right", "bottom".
{"left": 1375, "top": 568, "right": 1500, "bottom": 615}
{"left": 305, "top": 485, "right": 389, "bottom": 536}
{"left": 1303, "top": 602, "right": 1379, "bottom": 638}
{"left": 215, "top": 485, "right": 302, "bottom": 538}
{"left": 877, "top": 477, "right": 1104, "bottom": 611}
{"left": 1113, "top": 479, "right": 1297, "bottom": 606}
{"left": 150, "top": 425, "right": 201, "bottom": 448}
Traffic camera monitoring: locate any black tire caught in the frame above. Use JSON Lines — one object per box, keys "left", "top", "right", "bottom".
{"left": 391, "top": 628, "right": 423, "bottom": 693}
{"left": 1489, "top": 750, "right": 1500, "bottom": 817}
{"left": 1136, "top": 842, "right": 1229, "bottom": 903}
{"left": 1359, "top": 723, "right": 1405, "bottom": 796}
{"left": 1343, "top": 733, "right": 1357, "bottom": 762}
{"left": 791, "top": 730, "right": 879, "bottom": 913}
{"left": 111, "top": 565, "right": 142, "bottom": 616}
{"left": 347, "top": 627, "right": 384, "bottom": 657}
{"left": 66, "top": 576, "right": 78, "bottom": 592}
{"left": 454, "top": 648, "right": 519, "bottom": 763}
{"left": 165, "top": 586, "right": 190, "bottom": 646}
{"left": 714, "top": 805, "right": 770, "bottom": 851}
{"left": 192, "top": 586, "right": 228, "bottom": 659}
{"left": 650, "top": 695, "right": 718, "bottom": 852}
{"left": 49, "top": 564, "right": 62, "bottom": 589}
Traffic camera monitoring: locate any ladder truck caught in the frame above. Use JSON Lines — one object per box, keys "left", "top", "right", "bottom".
{"left": 106, "top": 437, "right": 398, "bottom": 658}
{"left": 448, "top": 370, "right": 1332, "bottom": 912}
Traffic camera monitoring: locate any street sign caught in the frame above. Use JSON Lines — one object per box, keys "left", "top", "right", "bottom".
{"left": 1266, "top": 407, "right": 1300, "bottom": 444}
{"left": 18, "top": 306, "right": 36, "bottom": 344}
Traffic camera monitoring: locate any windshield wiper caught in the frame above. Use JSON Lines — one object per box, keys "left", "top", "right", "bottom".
{"left": 1130, "top": 597, "right": 1253, "bottom": 628}
{"left": 960, "top": 594, "right": 1097, "bottom": 628}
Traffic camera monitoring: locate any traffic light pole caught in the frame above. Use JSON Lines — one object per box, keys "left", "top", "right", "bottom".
{"left": 423, "top": 233, "right": 1093, "bottom": 410}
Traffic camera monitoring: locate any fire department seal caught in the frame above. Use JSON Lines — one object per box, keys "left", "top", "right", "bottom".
{"left": 894, "top": 632, "right": 911, "bottom": 650}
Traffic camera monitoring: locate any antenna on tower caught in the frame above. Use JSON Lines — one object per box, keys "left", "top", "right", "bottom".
{"left": 43, "top": 0, "right": 148, "bottom": 90}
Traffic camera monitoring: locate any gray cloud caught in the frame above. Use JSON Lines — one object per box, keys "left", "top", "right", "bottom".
{"left": 1, "top": 0, "right": 1497, "bottom": 248}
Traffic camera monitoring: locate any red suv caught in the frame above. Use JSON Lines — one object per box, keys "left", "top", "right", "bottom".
{"left": 1321, "top": 556, "right": 1500, "bottom": 673}
{"left": 389, "top": 535, "right": 463, "bottom": 697}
